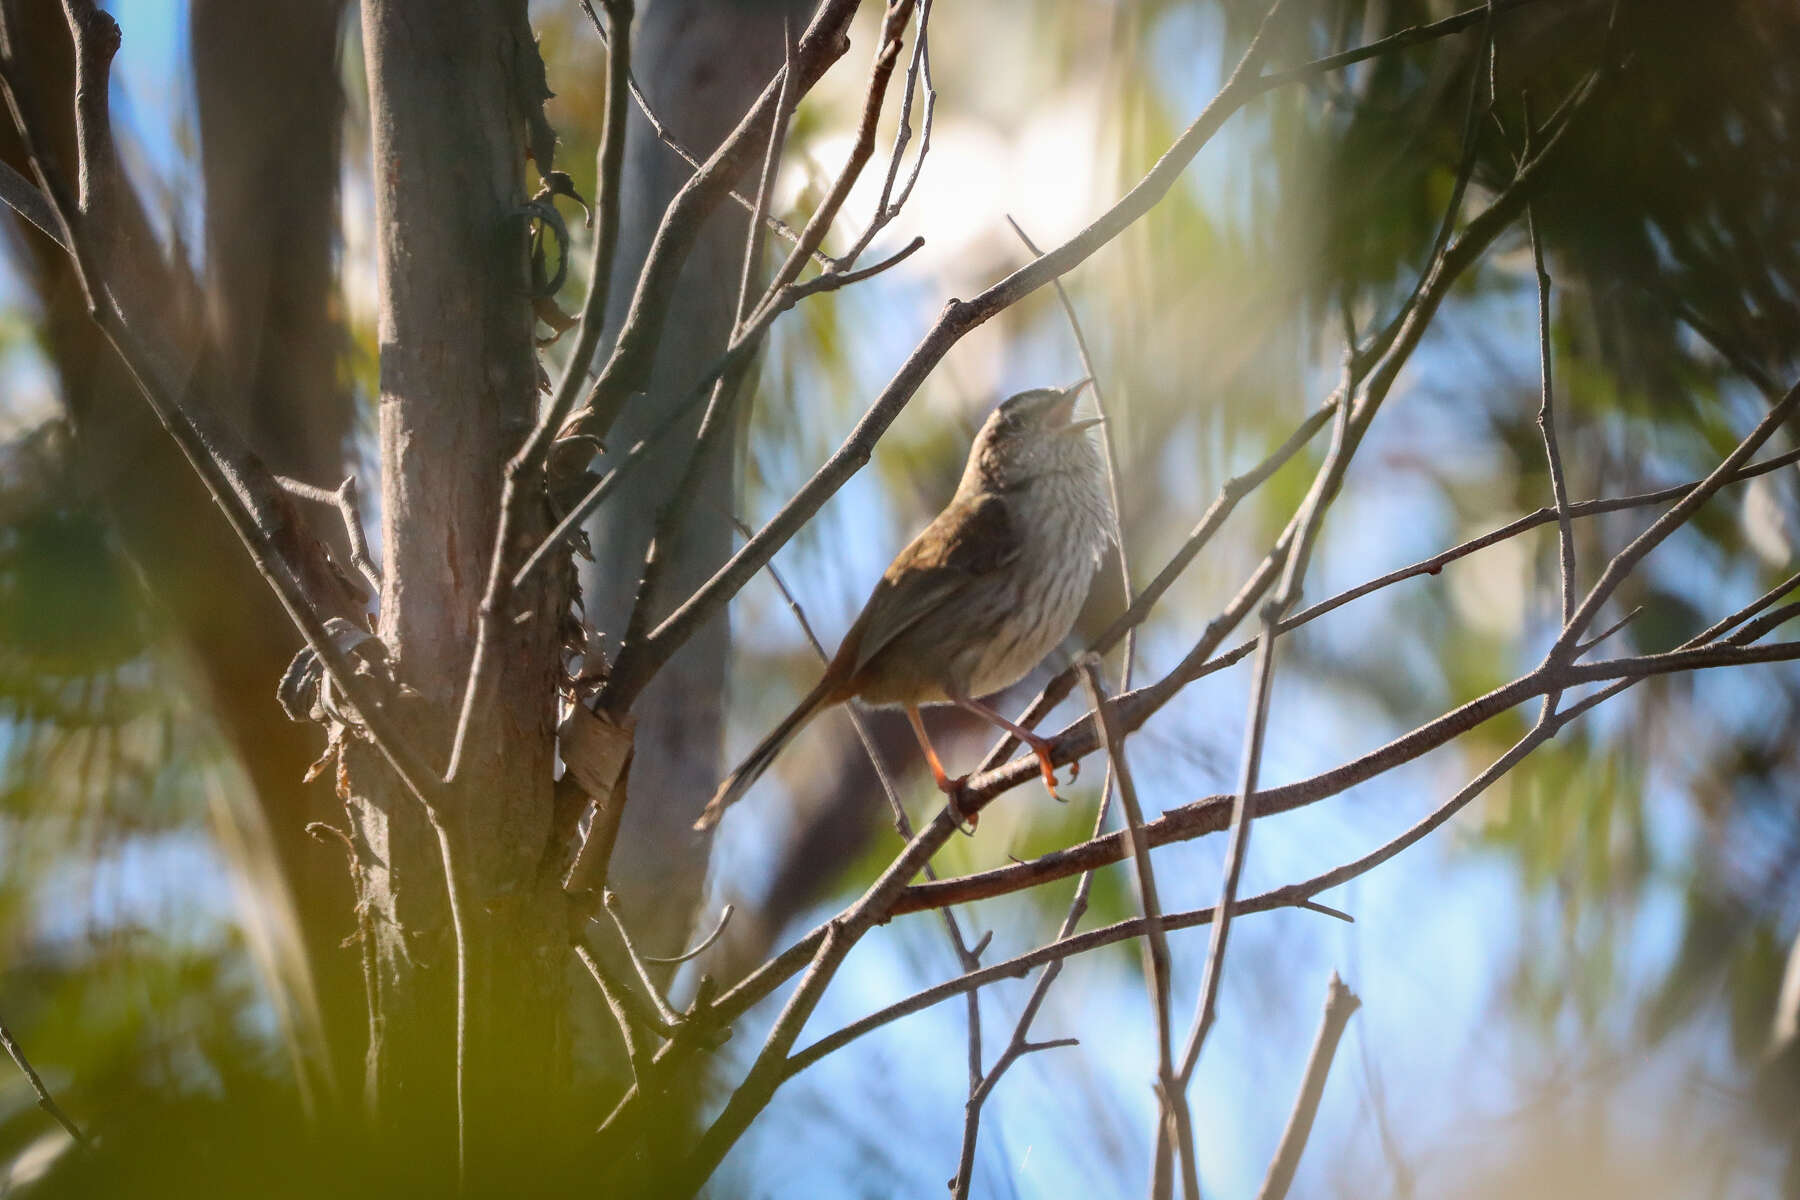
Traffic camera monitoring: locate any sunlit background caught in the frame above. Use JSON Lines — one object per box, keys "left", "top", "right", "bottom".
{"left": 3, "top": 0, "right": 1798, "bottom": 1196}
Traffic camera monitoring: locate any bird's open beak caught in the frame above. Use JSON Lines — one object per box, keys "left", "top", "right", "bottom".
{"left": 1047, "top": 377, "right": 1096, "bottom": 427}
{"left": 1054, "top": 378, "right": 1100, "bottom": 433}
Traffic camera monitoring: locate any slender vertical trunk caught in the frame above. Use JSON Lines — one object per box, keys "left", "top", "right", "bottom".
{"left": 586, "top": 0, "right": 810, "bottom": 960}
{"left": 190, "top": 0, "right": 361, "bottom": 1106}
{"left": 352, "top": 0, "right": 572, "bottom": 1179}
{"left": 4, "top": 0, "right": 365, "bottom": 1118}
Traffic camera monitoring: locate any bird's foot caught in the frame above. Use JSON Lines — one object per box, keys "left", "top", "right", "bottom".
{"left": 1024, "top": 737, "right": 1067, "bottom": 802}
{"left": 933, "top": 771, "right": 979, "bottom": 833}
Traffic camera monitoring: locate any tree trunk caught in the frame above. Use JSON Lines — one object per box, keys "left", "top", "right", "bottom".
{"left": 190, "top": 0, "right": 364, "bottom": 1106}
{"left": 2, "top": 0, "right": 365, "bottom": 1113}
{"left": 353, "top": 0, "right": 573, "bottom": 1179}
{"left": 586, "top": 0, "right": 810, "bottom": 961}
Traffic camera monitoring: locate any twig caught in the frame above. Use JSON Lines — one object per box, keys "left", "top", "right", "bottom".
{"left": 276, "top": 474, "right": 383, "bottom": 597}
{"left": 603, "top": 890, "right": 684, "bottom": 1030}
{"left": 1726, "top": 599, "right": 1800, "bottom": 646}
{"left": 641, "top": 904, "right": 735, "bottom": 966}
{"left": 743, "top": 0, "right": 918, "bottom": 331}
{"left": 577, "top": 940, "right": 675, "bottom": 1049}
{"left": 1519, "top": 92, "right": 1577, "bottom": 740}
{"left": 1251, "top": 0, "right": 1542, "bottom": 92}
{"left": 1078, "top": 658, "right": 1194, "bottom": 1200}
{"left": 0, "top": 1011, "right": 90, "bottom": 1148}
{"left": 513, "top": 233, "right": 924, "bottom": 592}
{"left": 1526, "top": 121, "right": 1575, "bottom": 635}
{"left": 1549, "top": 378, "right": 1800, "bottom": 659}
{"left": 572, "top": 0, "right": 827, "bottom": 267}
{"left": 1256, "top": 974, "right": 1361, "bottom": 1200}
{"left": 1572, "top": 605, "right": 1641, "bottom": 657}
{"left": 836, "top": 0, "right": 937, "bottom": 268}
{"left": 558, "top": 0, "right": 868, "bottom": 450}
{"left": 0, "top": 158, "right": 64, "bottom": 247}
{"left": 1172, "top": 321, "right": 1357, "bottom": 1151}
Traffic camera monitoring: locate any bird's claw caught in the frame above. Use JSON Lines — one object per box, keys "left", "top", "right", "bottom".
{"left": 934, "top": 772, "right": 979, "bottom": 834}
{"left": 1029, "top": 744, "right": 1067, "bottom": 802}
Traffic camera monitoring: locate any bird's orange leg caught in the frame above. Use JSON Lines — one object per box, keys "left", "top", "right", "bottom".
{"left": 952, "top": 694, "right": 1070, "bottom": 797}
{"left": 906, "top": 705, "right": 976, "bottom": 830}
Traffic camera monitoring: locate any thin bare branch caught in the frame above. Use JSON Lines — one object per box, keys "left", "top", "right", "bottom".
{"left": 1572, "top": 605, "right": 1641, "bottom": 657}
{"left": 573, "top": 0, "right": 827, "bottom": 266}
{"left": 0, "top": 157, "right": 62, "bottom": 247}
{"left": 642, "top": 904, "right": 736, "bottom": 966}
{"left": 1079, "top": 658, "right": 1193, "bottom": 1200}
{"left": 277, "top": 474, "right": 383, "bottom": 598}
{"left": 838, "top": 0, "right": 937, "bottom": 268}
{"left": 742, "top": 0, "right": 917, "bottom": 331}
{"left": 558, "top": 0, "right": 867, "bottom": 450}
{"left": 603, "top": 890, "right": 685, "bottom": 1030}
{"left": 0, "top": 1011, "right": 89, "bottom": 1149}
{"left": 577, "top": 940, "right": 675, "bottom": 1050}
{"left": 1174, "top": 327, "right": 1356, "bottom": 1121}
{"left": 1527, "top": 129, "right": 1575, "bottom": 636}
{"left": 1550, "top": 377, "right": 1800, "bottom": 658}
{"left": 1256, "top": 974, "right": 1361, "bottom": 1200}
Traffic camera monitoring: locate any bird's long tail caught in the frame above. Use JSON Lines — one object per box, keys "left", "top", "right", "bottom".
{"left": 696, "top": 678, "right": 837, "bottom": 831}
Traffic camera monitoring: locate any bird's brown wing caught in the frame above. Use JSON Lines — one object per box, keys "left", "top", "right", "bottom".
{"left": 837, "top": 491, "right": 1019, "bottom": 679}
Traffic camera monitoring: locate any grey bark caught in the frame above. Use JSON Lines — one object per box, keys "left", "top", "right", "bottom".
{"left": 586, "top": 0, "right": 811, "bottom": 956}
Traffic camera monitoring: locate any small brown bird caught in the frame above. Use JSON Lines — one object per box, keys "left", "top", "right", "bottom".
{"left": 697, "top": 380, "right": 1112, "bottom": 831}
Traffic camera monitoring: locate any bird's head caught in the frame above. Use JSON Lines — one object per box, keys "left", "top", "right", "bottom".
{"left": 962, "top": 378, "right": 1104, "bottom": 494}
